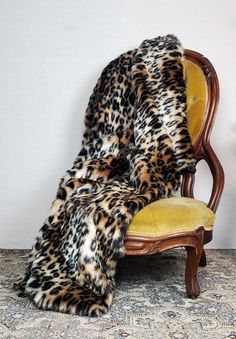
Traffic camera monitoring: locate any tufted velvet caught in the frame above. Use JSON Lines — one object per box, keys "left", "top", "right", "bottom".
{"left": 184, "top": 59, "right": 207, "bottom": 144}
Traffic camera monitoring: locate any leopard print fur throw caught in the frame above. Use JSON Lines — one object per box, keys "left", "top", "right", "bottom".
{"left": 14, "top": 35, "right": 195, "bottom": 316}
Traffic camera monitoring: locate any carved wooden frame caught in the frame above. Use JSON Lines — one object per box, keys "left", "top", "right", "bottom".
{"left": 124, "top": 49, "right": 225, "bottom": 299}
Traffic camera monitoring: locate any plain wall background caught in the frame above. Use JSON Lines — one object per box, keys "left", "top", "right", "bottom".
{"left": 0, "top": 0, "right": 236, "bottom": 249}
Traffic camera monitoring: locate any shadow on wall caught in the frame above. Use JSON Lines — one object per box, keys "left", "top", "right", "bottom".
{"left": 60, "top": 73, "right": 100, "bottom": 168}
{"left": 4, "top": 75, "right": 97, "bottom": 249}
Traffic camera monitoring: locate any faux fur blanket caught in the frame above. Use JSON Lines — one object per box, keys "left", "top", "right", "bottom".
{"left": 15, "top": 35, "right": 195, "bottom": 316}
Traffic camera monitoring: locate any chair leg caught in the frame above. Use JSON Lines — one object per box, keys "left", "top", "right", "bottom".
{"left": 199, "top": 249, "right": 207, "bottom": 267}
{"left": 185, "top": 246, "right": 202, "bottom": 299}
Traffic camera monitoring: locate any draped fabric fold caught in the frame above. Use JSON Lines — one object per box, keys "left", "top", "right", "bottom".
{"left": 14, "top": 35, "right": 195, "bottom": 316}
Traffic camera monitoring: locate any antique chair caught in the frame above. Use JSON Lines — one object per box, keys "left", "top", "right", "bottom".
{"left": 124, "top": 49, "right": 224, "bottom": 298}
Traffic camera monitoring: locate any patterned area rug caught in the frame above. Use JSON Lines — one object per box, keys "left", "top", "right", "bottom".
{"left": 0, "top": 249, "right": 235, "bottom": 339}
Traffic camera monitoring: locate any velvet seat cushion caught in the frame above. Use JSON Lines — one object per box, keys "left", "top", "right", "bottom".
{"left": 127, "top": 197, "right": 215, "bottom": 237}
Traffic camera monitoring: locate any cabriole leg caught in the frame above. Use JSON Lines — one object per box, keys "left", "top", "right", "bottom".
{"left": 185, "top": 246, "right": 202, "bottom": 298}
{"left": 199, "top": 249, "right": 207, "bottom": 267}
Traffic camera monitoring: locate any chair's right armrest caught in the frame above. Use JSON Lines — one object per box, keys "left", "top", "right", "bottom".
{"left": 181, "top": 142, "right": 224, "bottom": 213}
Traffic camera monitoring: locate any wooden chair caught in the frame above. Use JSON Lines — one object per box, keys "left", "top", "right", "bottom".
{"left": 124, "top": 49, "right": 224, "bottom": 299}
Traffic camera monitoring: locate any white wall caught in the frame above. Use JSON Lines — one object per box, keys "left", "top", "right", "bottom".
{"left": 0, "top": 0, "right": 235, "bottom": 249}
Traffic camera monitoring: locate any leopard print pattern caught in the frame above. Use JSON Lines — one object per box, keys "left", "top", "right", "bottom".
{"left": 14, "top": 35, "right": 195, "bottom": 316}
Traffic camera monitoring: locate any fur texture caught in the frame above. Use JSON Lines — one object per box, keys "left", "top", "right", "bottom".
{"left": 14, "top": 35, "right": 195, "bottom": 316}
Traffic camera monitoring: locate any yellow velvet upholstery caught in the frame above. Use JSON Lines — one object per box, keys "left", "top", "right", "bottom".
{"left": 127, "top": 197, "right": 215, "bottom": 237}
{"left": 184, "top": 59, "right": 207, "bottom": 144}
{"left": 127, "top": 61, "right": 213, "bottom": 237}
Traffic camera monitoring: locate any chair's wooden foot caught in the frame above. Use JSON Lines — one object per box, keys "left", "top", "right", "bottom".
{"left": 185, "top": 246, "right": 202, "bottom": 298}
{"left": 199, "top": 249, "right": 207, "bottom": 267}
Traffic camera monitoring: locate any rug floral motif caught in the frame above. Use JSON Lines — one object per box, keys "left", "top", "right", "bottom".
{"left": 0, "top": 249, "right": 235, "bottom": 339}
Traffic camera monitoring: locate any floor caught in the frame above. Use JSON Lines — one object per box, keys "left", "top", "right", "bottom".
{"left": 0, "top": 249, "right": 235, "bottom": 339}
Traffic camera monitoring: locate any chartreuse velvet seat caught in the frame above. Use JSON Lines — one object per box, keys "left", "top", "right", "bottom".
{"left": 125, "top": 50, "right": 224, "bottom": 299}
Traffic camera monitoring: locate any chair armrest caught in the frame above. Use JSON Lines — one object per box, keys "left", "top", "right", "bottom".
{"left": 181, "top": 142, "right": 224, "bottom": 213}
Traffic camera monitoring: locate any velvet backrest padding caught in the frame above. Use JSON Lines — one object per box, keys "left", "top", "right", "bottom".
{"left": 183, "top": 59, "right": 207, "bottom": 144}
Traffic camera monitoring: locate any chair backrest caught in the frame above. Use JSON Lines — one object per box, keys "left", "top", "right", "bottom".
{"left": 181, "top": 50, "right": 224, "bottom": 214}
